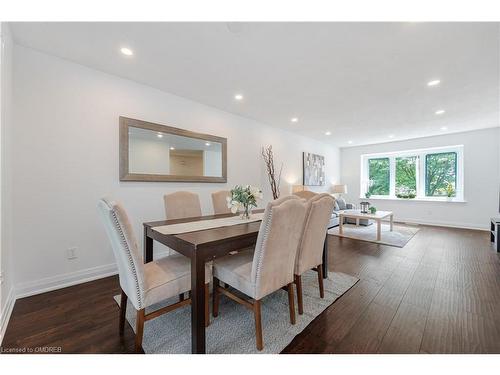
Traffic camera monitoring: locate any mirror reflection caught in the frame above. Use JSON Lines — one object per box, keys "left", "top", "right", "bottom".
{"left": 128, "top": 127, "right": 223, "bottom": 177}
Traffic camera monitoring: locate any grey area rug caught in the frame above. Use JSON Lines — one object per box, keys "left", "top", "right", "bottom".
{"left": 328, "top": 223, "right": 419, "bottom": 248}
{"left": 114, "top": 270, "right": 358, "bottom": 354}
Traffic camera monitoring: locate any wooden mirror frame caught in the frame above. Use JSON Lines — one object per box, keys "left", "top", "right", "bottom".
{"left": 119, "top": 116, "right": 227, "bottom": 182}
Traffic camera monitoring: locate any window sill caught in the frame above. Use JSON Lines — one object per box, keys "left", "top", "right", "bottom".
{"left": 359, "top": 196, "right": 467, "bottom": 203}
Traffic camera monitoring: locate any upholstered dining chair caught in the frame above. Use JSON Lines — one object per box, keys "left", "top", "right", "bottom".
{"left": 211, "top": 190, "right": 231, "bottom": 214}
{"left": 293, "top": 190, "right": 317, "bottom": 200}
{"left": 97, "top": 198, "right": 211, "bottom": 353}
{"left": 211, "top": 195, "right": 307, "bottom": 350}
{"left": 294, "top": 193, "right": 335, "bottom": 315}
{"left": 164, "top": 191, "right": 202, "bottom": 220}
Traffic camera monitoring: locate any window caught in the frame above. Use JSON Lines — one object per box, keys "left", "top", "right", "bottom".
{"left": 396, "top": 156, "right": 417, "bottom": 198}
{"left": 425, "top": 152, "right": 457, "bottom": 197}
{"left": 361, "top": 145, "right": 463, "bottom": 201}
{"left": 368, "top": 158, "right": 390, "bottom": 196}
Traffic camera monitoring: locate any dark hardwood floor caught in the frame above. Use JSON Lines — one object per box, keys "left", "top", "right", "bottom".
{"left": 2, "top": 225, "right": 500, "bottom": 354}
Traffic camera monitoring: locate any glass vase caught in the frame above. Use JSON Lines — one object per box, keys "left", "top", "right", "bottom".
{"left": 240, "top": 204, "right": 251, "bottom": 220}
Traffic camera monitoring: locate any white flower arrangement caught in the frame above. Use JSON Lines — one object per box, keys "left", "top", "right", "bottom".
{"left": 226, "top": 185, "right": 263, "bottom": 218}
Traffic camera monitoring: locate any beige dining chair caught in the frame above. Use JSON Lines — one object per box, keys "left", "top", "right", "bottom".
{"left": 211, "top": 195, "right": 307, "bottom": 351}
{"left": 294, "top": 193, "right": 335, "bottom": 314}
{"left": 211, "top": 190, "right": 231, "bottom": 215}
{"left": 293, "top": 190, "right": 317, "bottom": 200}
{"left": 164, "top": 191, "right": 202, "bottom": 220}
{"left": 97, "top": 198, "right": 211, "bottom": 353}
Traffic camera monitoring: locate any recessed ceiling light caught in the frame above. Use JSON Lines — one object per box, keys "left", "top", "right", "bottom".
{"left": 440, "top": 126, "right": 448, "bottom": 131}
{"left": 120, "top": 47, "right": 133, "bottom": 56}
{"left": 234, "top": 94, "right": 244, "bottom": 101}
{"left": 348, "top": 140, "right": 353, "bottom": 144}
{"left": 157, "top": 133, "right": 163, "bottom": 138}
{"left": 205, "top": 142, "right": 211, "bottom": 146}
{"left": 325, "top": 131, "right": 331, "bottom": 136}
{"left": 435, "top": 109, "right": 445, "bottom": 115}
{"left": 427, "top": 79, "right": 440, "bottom": 87}
{"left": 170, "top": 146, "right": 175, "bottom": 150}
{"left": 291, "top": 117, "right": 299, "bottom": 123}
{"left": 388, "top": 134, "right": 395, "bottom": 138}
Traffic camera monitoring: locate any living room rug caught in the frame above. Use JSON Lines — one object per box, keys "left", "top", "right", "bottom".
{"left": 114, "top": 270, "right": 358, "bottom": 354}
{"left": 328, "top": 223, "right": 419, "bottom": 247}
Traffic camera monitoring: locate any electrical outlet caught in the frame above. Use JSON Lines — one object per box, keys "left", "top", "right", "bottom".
{"left": 66, "top": 247, "right": 78, "bottom": 260}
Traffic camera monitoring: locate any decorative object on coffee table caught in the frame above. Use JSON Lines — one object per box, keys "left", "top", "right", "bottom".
{"left": 303, "top": 152, "right": 325, "bottom": 186}
{"left": 359, "top": 201, "right": 371, "bottom": 214}
{"left": 369, "top": 206, "right": 377, "bottom": 214}
{"left": 261, "top": 145, "right": 283, "bottom": 199}
{"left": 227, "top": 185, "right": 263, "bottom": 219}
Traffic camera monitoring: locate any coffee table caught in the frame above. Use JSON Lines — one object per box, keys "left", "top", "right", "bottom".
{"left": 338, "top": 210, "right": 394, "bottom": 241}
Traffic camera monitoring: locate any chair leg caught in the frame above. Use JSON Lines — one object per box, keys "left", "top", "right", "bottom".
{"left": 205, "top": 283, "right": 210, "bottom": 327}
{"left": 295, "top": 275, "right": 304, "bottom": 315}
{"left": 254, "top": 300, "right": 263, "bottom": 351}
{"left": 119, "top": 289, "right": 127, "bottom": 335}
{"left": 317, "top": 265, "right": 324, "bottom": 298}
{"left": 135, "top": 309, "right": 145, "bottom": 353}
{"left": 287, "top": 283, "right": 296, "bottom": 325}
{"left": 212, "top": 277, "right": 220, "bottom": 318}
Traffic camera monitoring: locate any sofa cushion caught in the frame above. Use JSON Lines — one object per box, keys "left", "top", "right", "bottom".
{"left": 337, "top": 197, "right": 347, "bottom": 210}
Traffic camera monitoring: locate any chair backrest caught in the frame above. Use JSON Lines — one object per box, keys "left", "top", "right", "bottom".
{"left": 295, "top": 193, "right": 335, "bottom": 275}
{"left": 97, "top": 198, "right": 145, "bottom": 310}
{"left": 293, "top": 190, "right": 317, "bottom": 200}
{"left": 164, "top": 191, "right": 202, "bottom": 220}
{"left": 251, "top": 195, "right": 307, "bottom": 299}
{"left": 211, "top": 190, "right": 231, "bottom": 215}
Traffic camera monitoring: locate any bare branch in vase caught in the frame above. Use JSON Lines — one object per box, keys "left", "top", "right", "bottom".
{"left": 261, "top": 145, "right": 283, "bottom": 200}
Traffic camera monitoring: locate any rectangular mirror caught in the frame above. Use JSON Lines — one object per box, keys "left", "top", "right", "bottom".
{"left": 119, "top": 117, "right": 227, "bottom": 182}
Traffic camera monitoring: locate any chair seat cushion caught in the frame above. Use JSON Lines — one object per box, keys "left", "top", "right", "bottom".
{"left": 143, "top": 253, "right": 211, "bottom": 307}
{"left": 213, "top": 248, "right": 256, "bottom": 298}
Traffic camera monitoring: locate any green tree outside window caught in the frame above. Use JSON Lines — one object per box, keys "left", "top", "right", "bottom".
{"left": 425, "top": 152, "right": 457, "bottom": 196}
{"left": 368, "top": 158, "right": 390, "bottom": 195}
{"left": 396, "top": 156, "right": 417, "bottom": 198}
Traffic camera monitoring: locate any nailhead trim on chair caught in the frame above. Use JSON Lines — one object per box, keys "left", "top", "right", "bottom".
{"left": 253, "top": 207, "right": 274, "bottom": 293}
{"left": 110, "top": 208, "right": 143, "bottom": 309}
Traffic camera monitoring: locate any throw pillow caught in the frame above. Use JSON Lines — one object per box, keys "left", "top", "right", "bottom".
{"left": 337, "top": 197, "right": 347, "bottom": 210}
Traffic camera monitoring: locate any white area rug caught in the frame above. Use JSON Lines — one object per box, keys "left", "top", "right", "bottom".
{"left": 328, "top": 223, "right": 419, "bottom": 248}
{"left": 114, "top": 270, "right": 358, "bottom": 353}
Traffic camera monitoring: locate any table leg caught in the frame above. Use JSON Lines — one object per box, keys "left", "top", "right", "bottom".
{"left": 191, "top": 253, "right": 206, "bottom": 354}
{"left": 339, "top": 215, "right": 344, "bottom": 235}
{"left": 356, "top": 218, "right": 359, "bottom": 226}
{"left": 390, "top": 214, "right": 394, "bottom": 231}
{"left": 144, "top": 229, "right": 153, "bottom": 263}
{"left": 376, "top": 220, "right": 381, "bottom": 241}
{"left": 322, "top": 233, "right": 328, "bottom": 279}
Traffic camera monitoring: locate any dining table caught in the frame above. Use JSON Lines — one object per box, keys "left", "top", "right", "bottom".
{"left": 143, "top": 209, "right": 329, "bottom": 354}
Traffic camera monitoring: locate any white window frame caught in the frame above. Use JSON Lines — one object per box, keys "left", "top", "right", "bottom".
{"left": 360, "top": 145, "right": 465, "bottom": 202}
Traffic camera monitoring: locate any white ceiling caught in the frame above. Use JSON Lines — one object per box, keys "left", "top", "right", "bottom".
{"left": 9, "top": 22, "right": 500, "bottom": 147}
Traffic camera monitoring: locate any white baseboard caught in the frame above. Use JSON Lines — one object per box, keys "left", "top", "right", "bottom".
{"left": 0, "top": 286, "right": 15, "bottom": 345}
{"left": 396, "top": 217, "right": 489, "bottom": 231}
{"left": 15, "top": 263, "right": 118, "bottom": 299}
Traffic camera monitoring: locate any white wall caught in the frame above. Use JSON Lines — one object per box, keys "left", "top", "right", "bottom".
{"left": 340, "top": 127, "right": 500, "bottom": 230}
{"left": 8, "top": 45, "right": 340, "bottom": 297}
{"left": 0, "top": 23, "right": 14, "bottom": 343}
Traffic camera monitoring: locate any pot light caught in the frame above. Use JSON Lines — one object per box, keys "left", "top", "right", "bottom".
{"left": 388, "top": 134, "right": 395, "bottom": 138}
{"left": 170, "top": 146, "right": 175, "bottom": 150}
{"left": 291, "top": 117, "right": 299, "bottom": 123}
{"left": 205, "top": 142, "right": 211, "bottom": 146}
{"left": 325, "top": 131, "right": 331, "bottom": 136}
{"left": 120, "top": 47, "right": 133, "bottom": 56}
{"left": 427, "top": 79, "right": 440, "bottom": 86}
{"left": 234, "top": 94, "right": 244, "bottom": 101}
{"left": 435, "top": 109, "right": 445, "bottom": 115}
{"left": 440, "top": 126, "right": 448, "bottom": 131}
{"left": 348, "top": 140, "right": 353, "bottom": 144}
{"left": 157, "top": 133, "right": 163, "bottom": 138}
